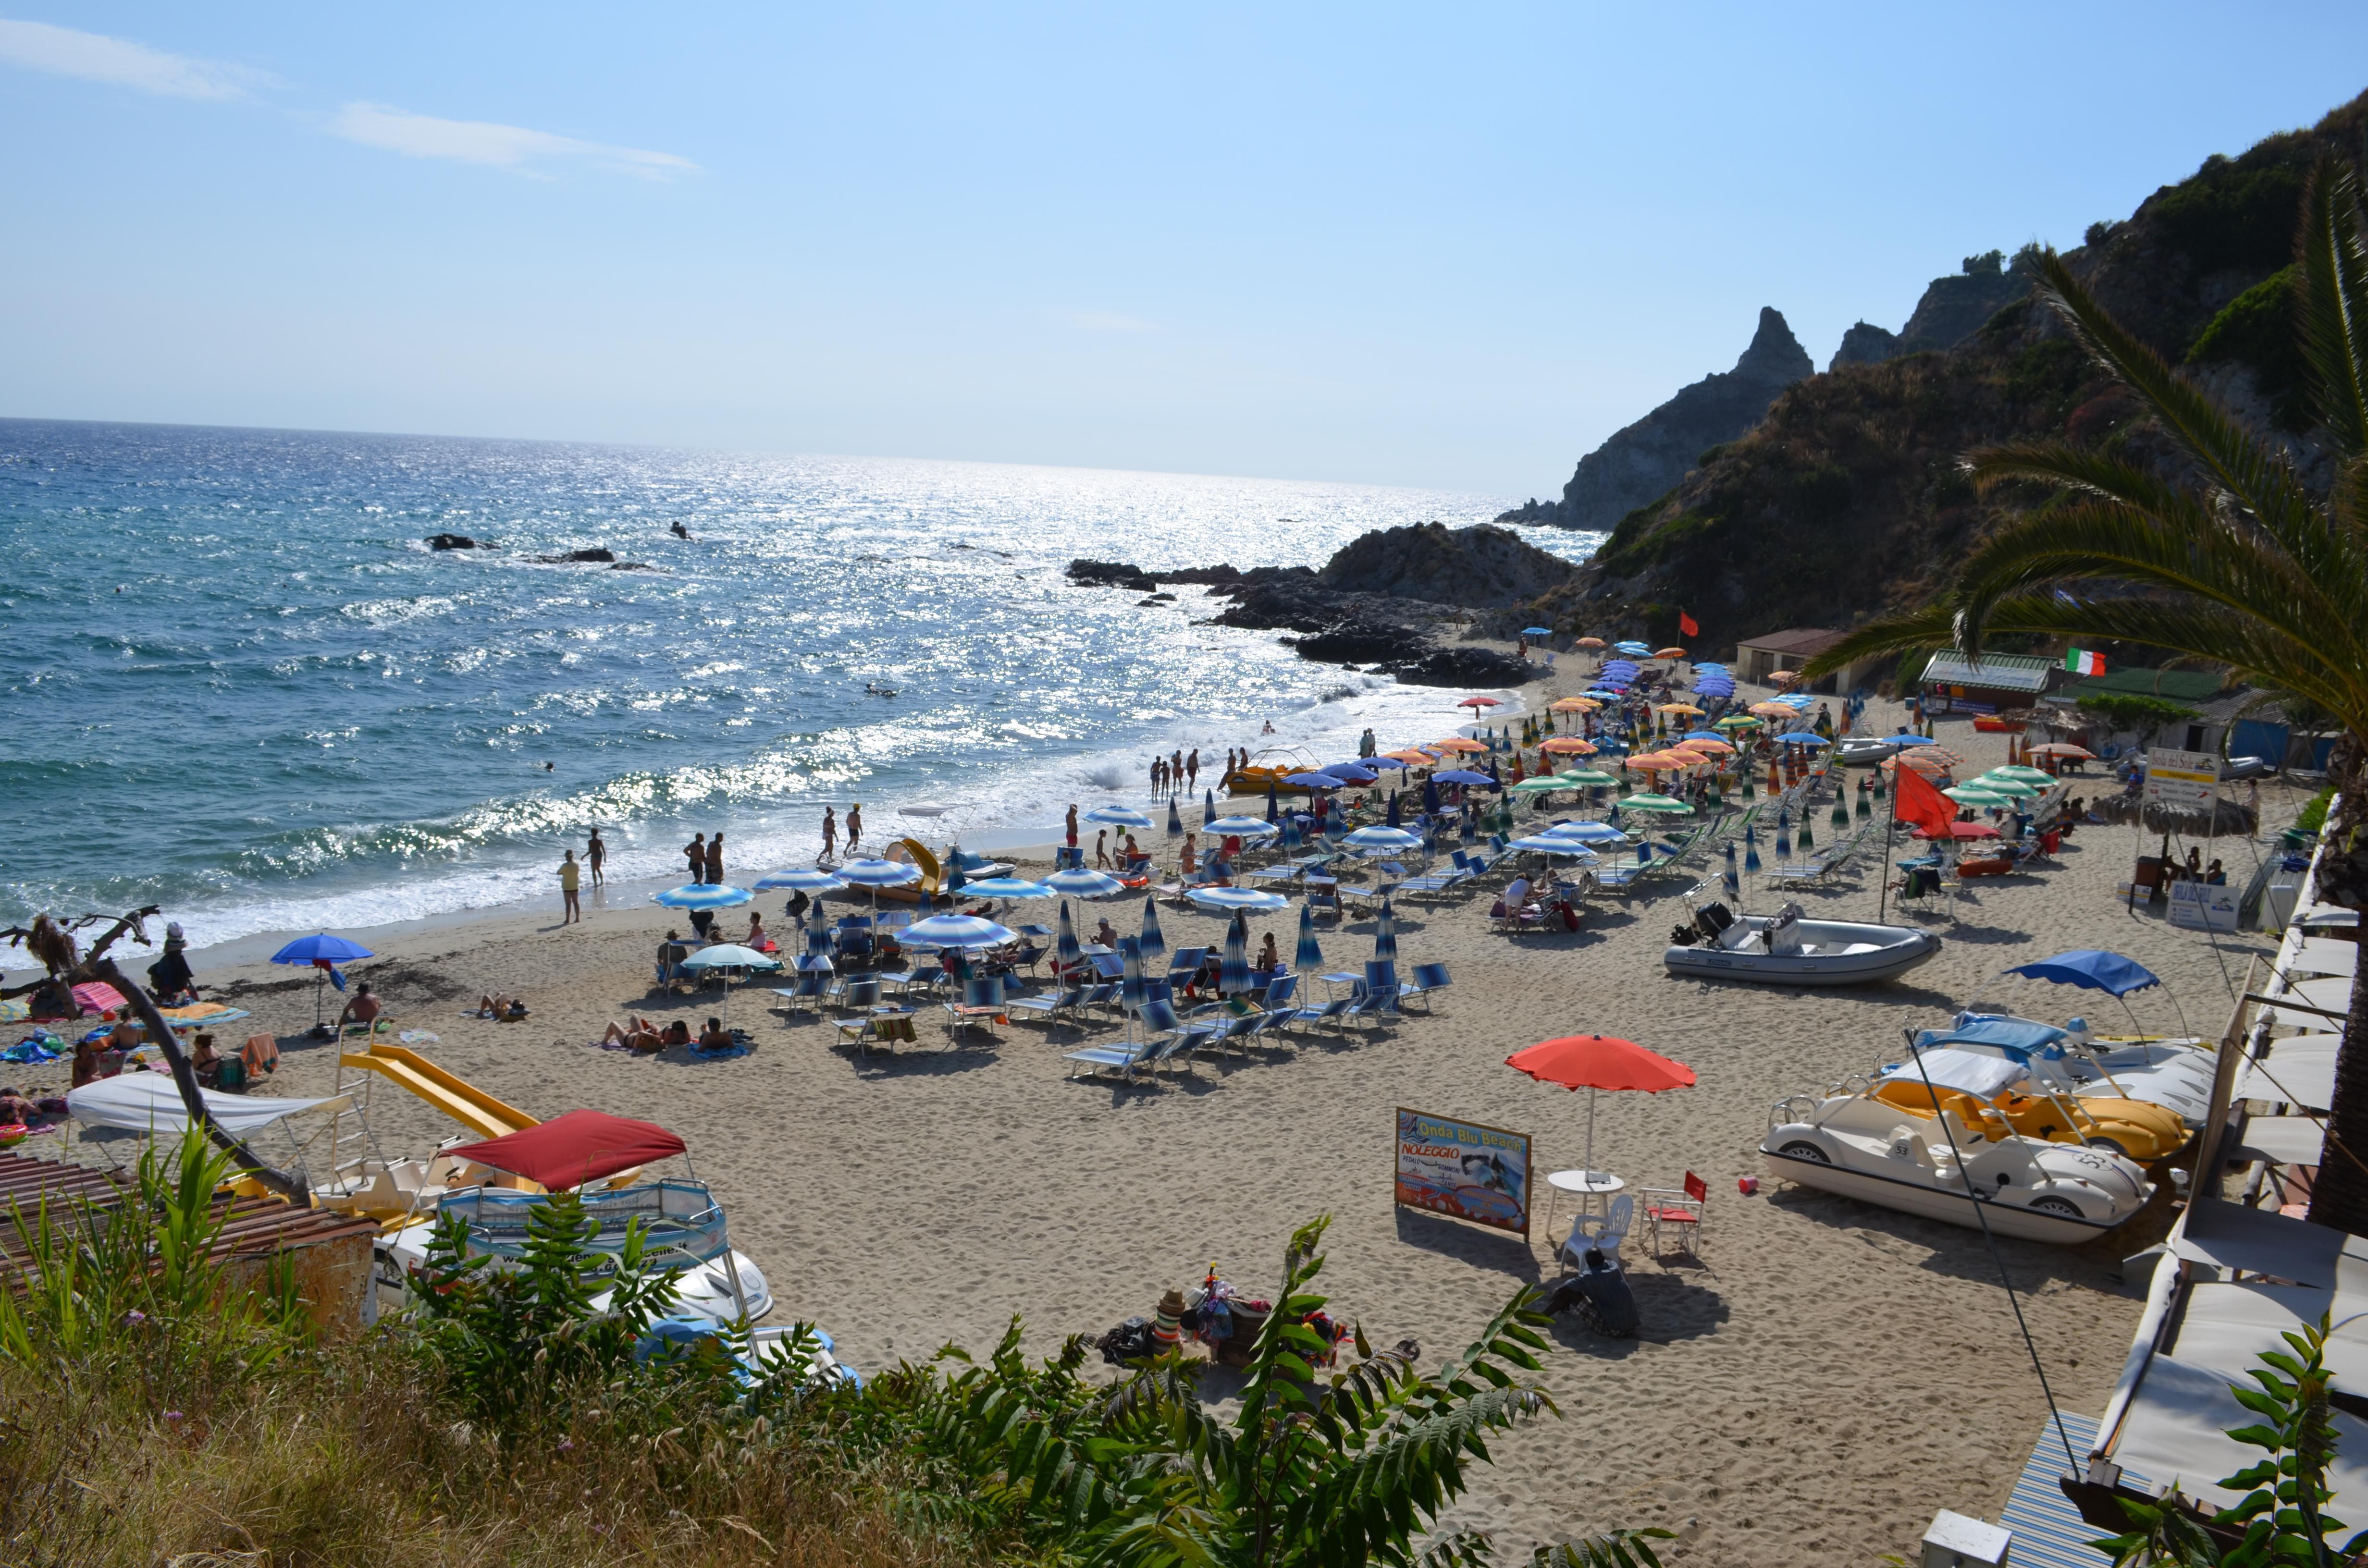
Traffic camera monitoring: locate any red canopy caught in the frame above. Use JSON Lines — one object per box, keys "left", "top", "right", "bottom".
{"left": 1912, "top": 821, "right": 2002, "bottom": 840}
{"left": 1505, "top": 1034, "right": 1695, "bottom": 1093}
{"left": 447, "top": 1109, "right": 686, "bottom": 1189}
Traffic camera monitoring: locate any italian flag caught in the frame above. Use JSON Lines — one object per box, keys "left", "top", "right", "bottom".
{"left": 2064, "top": 649, "right": 2106, "bottom": 676}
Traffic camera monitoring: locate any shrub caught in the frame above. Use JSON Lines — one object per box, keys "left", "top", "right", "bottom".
{"left": 2297, "top": 787, "right": 2334, "bottom": 835}
{"left": 2186, "top": 266, "right": 2312, "bottom": 430}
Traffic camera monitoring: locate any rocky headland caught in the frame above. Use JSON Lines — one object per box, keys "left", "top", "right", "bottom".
{"left": 1067, "top": 522, "right": 1574, "bottom": 687}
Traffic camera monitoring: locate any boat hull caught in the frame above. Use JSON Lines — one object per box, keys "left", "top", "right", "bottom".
{"left": 1665, "top": 921, "right": 1941, "bottom": 985}
{"left": 1759, "top": 1143, "right": 2131, "bottom": 1244}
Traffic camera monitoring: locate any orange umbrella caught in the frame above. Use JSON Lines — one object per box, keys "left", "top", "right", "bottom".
{"left": 1672, "top": 735, "right": 1734, "bottom": 756}
{"left": 1882, "top": 750, "right": 1959, "bottom": 776}
{"left": 1654, "top": 702, "right": 1704, "bottom": 716}
{"left": 1384, "top": 748, "right": 1439, "bottom": 765}
{"left": 1505, "top": 1033, "right": 1695, "bottom": 1171}
{"left": 1548, "top": 697, "right": 1596, "bottom": 713}
{"left": 2027, "top": 742, "right": 2095, "bottom": 759}
{"left": 1575, "top": 637, "right": 1606, "bottom": 649}
{"left": 1431, "top": 737, "right": 1489, "bottom": 754}
{"left": 1539, "top": 736, "right": 1597, "bottom": 755}
{"left": 1653, "top": 647, "right": 1688, "bottom": 660}
{"left": 1768, "top": 670, "right": 1800, "bottom": 685}
{"left": 1625, "top": 752, "right": 1691, "bottom": 771}
{"left": 1457, "top": 696, "right": 1503, "bottom": 710}
{"left": 1747, "top": 701, "right": 1797, "bottom": 718}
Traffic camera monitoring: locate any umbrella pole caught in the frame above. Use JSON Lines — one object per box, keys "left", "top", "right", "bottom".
{"left": 1586, "top": 1085, "right": 1597, "bottom": 1176}
{"left": 1878, "top": 770, "right": 1898, "bottom": 922}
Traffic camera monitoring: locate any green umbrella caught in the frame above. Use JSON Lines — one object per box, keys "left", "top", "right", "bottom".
{"left": 1622, "top": 793, "right": 1695, "bottom": 814}
{"left": 1971, "top": 772, "right": 2041, "bottom": 798}
{"left": 1714, "top": 714, "right": 1761, "bottom": 731}
{"left": 1559, "top": 769, "right": 1621, "bottom": 787}
{"left": 1988, "top": 765, "right": 2055, "bottom": 785}
{"left": 1946, "top": 785, "right": 2012, "bottom": 806}
{"left": 1510, "top": 777, "right": 1566, "bottom": 794}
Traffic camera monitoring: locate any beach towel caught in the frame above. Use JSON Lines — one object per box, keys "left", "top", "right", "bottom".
{"left": 1, "top": 1038, "right": 62, "bottom": 1064}
{"left": 397, "top": 1029, "right": 440, "bottom": 1045}
{"left": 71, "top": 982, "right": 127, "bottom": 1016}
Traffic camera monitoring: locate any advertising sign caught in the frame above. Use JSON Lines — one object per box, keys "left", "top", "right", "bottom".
{"left": 1395, "top": 1109, "right": 1531, "bottom": 1235}
{"left": 2167, "top": 880, "right": 2240, "bottom": 933}
{"left": 2144, "top": 748, "right": 2220, "bottom": 814}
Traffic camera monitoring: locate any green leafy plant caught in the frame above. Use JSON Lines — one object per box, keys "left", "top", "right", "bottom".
{"left": 2075, "top": 690, "right": 2206, "bottom": 740}
{"left": 2095, "top": 1313, "right": 2367, "bottom": 1567}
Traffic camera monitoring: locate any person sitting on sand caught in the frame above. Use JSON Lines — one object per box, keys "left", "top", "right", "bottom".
{"left": 474, "top": 993, "right": 529, "bottom": 1021}
{"left": 337, "top": 983, "right": 383, "bottom": 1033}
{"left": 603, "top": 1015, "right": 665, "bottom": 1052}
{"left": 1180, "top": 833, "right": 1198, "bottom": 877}
{"left": 1093, "top": 916, "right": 1118, "bottom": 948}
{"left": 697, "top": 1017, "right": 733, "bottom": 1051}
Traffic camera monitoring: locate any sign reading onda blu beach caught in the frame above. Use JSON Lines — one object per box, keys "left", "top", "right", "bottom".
{"left": 1395, "top": 1108, "right": 1531, "bottom": 1236}
{"left": 2144, "top": 748, "right": 2220, "bottom": 814}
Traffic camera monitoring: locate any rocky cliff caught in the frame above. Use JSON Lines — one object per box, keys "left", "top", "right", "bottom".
{"left": 1496, "top": 88, "right": 2368, "bottom": 661}
{"left": 1066, "top": 524, "right": 1572, "bottom": 687}
{"left": 1497, "top": 307, "right": 1813, "bottom": 532}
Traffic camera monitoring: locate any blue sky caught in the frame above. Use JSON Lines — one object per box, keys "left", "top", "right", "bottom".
{"left": 5, "top": 5, "right": 2366, "bottom": 494}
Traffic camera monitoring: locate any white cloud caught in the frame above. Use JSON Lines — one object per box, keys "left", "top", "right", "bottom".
{"left": 1073, "top": 311, "right": 1156, "bottom": 332}
{"left": 0, "top": 17, "right": 267, "bottom": 99}
{"left": 331, "top": 102, "right": 697, "bottom": 179}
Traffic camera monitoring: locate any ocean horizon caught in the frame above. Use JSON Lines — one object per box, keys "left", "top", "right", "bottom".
{"left": 1, "top": 417, "right": 1599, "bottom": 955}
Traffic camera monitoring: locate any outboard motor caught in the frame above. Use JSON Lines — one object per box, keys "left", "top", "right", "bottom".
{"left": 1694, "top": 901, "right": 1736, "bottom": 943}
{"left": 1545, "top": 1247, "right": 1638, "bottom": 1338}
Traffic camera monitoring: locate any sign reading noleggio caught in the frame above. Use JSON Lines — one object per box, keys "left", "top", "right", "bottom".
{"left": 1395, "top": 1108, "right": 1531, "bottom": 1236}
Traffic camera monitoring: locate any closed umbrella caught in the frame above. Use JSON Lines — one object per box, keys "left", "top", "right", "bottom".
{"left": 1385, "top": 789, "right": 1402, "bottom": 827}
{"left": 1056, "top": 901, "right": 1082, "bottom": 975}
{"left": 1119, "top": 937, "right": 1146, "bottom": 1020}
{"left": 1295, "top": 903, "right": 1324, "bottom": 973}
{"left": 1221, "top": 912, "right": 1253, "bottom": 997}
{"left": 1722, "top": 841, "right": 1741, "bottom": 901}
{"left": 805, "top": 898, "right": 831, "bottom": 960}
{"left": 1138, "top": 894, "right": 1166, "bottom": 961}
{"left": 1775, "top": 810, "right": 1791, "bottom": 857}
{"left": 1373, "top": 894, "right": 1398, "bottom": 965}
{"left": 1743, "top": 822, "right": 1763, "bottom": 874}
{"left": 1168, "top": 796, "right": 1184, "bottom": 834}
{"left": 1505, "top": 1033, "right": 1695, "bottom": 1173}
{"left": 1423, "top": 777, "right": 1441, "bottom": 813}
{"left": 1204, "top": 788, "right": 1217, "bottom": 827}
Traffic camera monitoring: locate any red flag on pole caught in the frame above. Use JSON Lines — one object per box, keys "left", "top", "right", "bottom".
{"left": 1677, "top": 609, "right": 1700, "bottom": 637}
{"left": 1891, "top": 761, "right": 1956, "bottom": 838}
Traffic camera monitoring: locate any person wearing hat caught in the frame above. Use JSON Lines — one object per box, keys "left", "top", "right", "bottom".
{"left": 147, "top": 922, "right": 198, "bottom": 1005}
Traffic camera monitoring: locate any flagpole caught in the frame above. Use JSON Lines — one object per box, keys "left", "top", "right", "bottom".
{"left": 1878, "top": 752, "right": 1898, "bottom": 922}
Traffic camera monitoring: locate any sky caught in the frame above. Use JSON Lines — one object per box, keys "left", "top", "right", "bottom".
{"left": 4, "top": 5, "right": 2367, "bottom": 495}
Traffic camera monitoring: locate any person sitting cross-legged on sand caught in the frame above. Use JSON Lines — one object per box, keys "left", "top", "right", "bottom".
{"left": 603, "top": 1015, "right": 666, "bottom": 1052}
{"left": 474, "top": 993, "right": 529, "bottom": 1021}
{"left": 696, "top": 1016, "right": 733, "bottom": 1052}
{"left": 336, "top": 982, "right": 383, "bottom": 1033}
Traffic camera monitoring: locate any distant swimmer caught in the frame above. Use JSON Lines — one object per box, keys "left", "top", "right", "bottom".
{"left": 671, "top": 521, "right": 691, "bottom": 539}
{"left": 864, "top": 682, "right": 898, "bottom": 697}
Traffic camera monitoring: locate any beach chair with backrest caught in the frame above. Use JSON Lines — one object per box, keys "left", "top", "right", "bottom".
{"left": 1640, "top": 1172, "right": 1709, "bottom": 1257}
{"left": 1007, "top": 985, "right": 1085, "bottom": 1031}
{"left": 1064, "top": 1034, "right": 1158, "bottom": 1081}
{"left": 1136, "top": 998, "right": 1220, "bottom": 1074}
{"left": 1400, "top": 962, "right": 1451, "bottom": 1012}
{"left": 1164, "top": 947, "right": 1206, "bottom": 993}
{"left": 1560, "top": 1193, "right": 1634, "bottom": 1271}
{"left": 837, "top": 1011, "right": 919, "bottom": 1054}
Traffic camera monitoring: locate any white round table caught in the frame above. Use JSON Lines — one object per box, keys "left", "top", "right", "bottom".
{"left": 1543, "top": 1169, "right": 1624, "bottom": 1235}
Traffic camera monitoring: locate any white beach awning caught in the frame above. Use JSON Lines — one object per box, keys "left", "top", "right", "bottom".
{"left": 67, "top": 1073, "right": 349, "bottom": 1137}
{"left": 2239, "top": 1115, "right": 2328, "bottom": 1166}
{"left": 2261, "top": 976, "right": 2355, "bottom": 1030}
{"left": 2169, "top": 1197, "right": 2368, "bottom": 1289}
{"left": 1890, "top": 1046, "right": 2026, "bottom": 1100}
{"left": 2109, "top": 1353, "right": 2368, "bottom": 1513}
{"left": 2238, "top": 1035, "right": 2343, "bottom": 1112}
{"left": 2172, "top": 1281, "right": 2368, "bottom": 1395}
{"left": 2283, "top": 938, "right": 2358, "bottom": 980}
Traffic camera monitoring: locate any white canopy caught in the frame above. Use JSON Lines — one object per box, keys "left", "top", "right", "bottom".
{"left": 67, "top": 1073, "right": 349, "bottom": 1136}
{"left": 1890, "top": 1047, "right": 2026, "bottom": 1101}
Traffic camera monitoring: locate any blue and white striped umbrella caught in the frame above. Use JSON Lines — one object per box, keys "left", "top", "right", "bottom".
{"left": 1279, "top": 815, "right": 1303, "bottom": 849}
{"left": 1056, "top": 901, "right": 1082, "bottom": 971}
{"left": 1085, "top": 805, "right": 1154, "bottom": 830}
{"left": 1507, "top": 835, "right": 1599, "bottom": 856}
{"left": 899, "top": 914, "right": 1016, "bottom": 950}
{"left": 1207, "top": 815, "right": 1280, "bottom": 837}
{"left": 1220, "top": 912, "right": 1253, "bottom": 997}
{"left": 1775, "top": 809, "right": 1791, "bottom": 858}
{"left": 1722, "top": 865, "right": 1741, "bottom": 901}
{"left": 1118, "top": 937, "right": 1146, "bottom": 1016}
{"left": 654, "top": 883, "right": 752, "bottom": 910}
{"left": 834, "top": 858, "right": 922, "bottom": 889}
{"left": 1295, "top": 903, "right": 1324, "bottom": 973}
{"left": 1137, "top": 894, "right": 1166, "bottom": 960}
{"left": 1373, "top": 894, "right": 1398, "bottom": 964}
{"left": 1187, "top": 886, "right": 1289, "bottom": 912}
{"left": 1045, "top": 866, "right": 1125, "bottom": 898}
{"left": 1744, "top": 830, "right": 1762, "bottom": 874}
{"left": 753, "top": 868, "right": 847, "bottom": 893}
{"left": 1343, "top": 825, "right": 1423, "bottom": 853}
{"left": 1168, "top": 796, "right": 1184, "bottom": 834}
{"left": 962, "top": 876, "right": 1053, "bottom": 900}
{"left": 1541, "top": 821, "right": 1628, "bottom": 845}
{"left": 806, "top": 898, "right": 831, "bottom": 959}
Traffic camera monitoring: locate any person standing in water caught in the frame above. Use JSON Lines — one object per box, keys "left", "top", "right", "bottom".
{"left": 587, "top": 828, "right": 606, "bottom": 887}
{"left": 558, "top": 848, "right": 582, "bottom": 924}
{"left": 1094, "top": 829, "right": 1110, "bottom": 869}
{"left": 705, "top": 832, "right": 725, "bottom": 886}
{"left": 1065, "top": 803, "right": 1079, "bottom": 862}
{"left": 821, "top": 807, "right": 838, "bottom": 861}
{"left": 846, "top": 803, "right": 864, "bottom": 854}
{"left": 684, "top": 833, "right": 707, "bottom": 882}
{"left": 1185, "top": 749, "right": 1199, "bottom": 792}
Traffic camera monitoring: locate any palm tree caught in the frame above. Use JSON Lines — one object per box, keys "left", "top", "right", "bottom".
{"left": 1801, "top": 152, "right": 2368, "bottom": 1232}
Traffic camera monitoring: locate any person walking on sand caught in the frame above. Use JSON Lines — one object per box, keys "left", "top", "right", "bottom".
{"left": 821, "top": 807, "right": 838, "bottom": 861}
{"left": 684, "top": 833, "right": 707, "bottom": 882}
{"left": 1094, "top": 829, "right": 1111, "bottom": 869}
{"left": 1185, "top": 749, "right": 1199, "bottom": 792}
{"left": 587, "top": 828, "right": 606, "bottom": 887}
{"left": 846, "top": 803, "right": 864, "bottom": 854}
{"left": 558, "top": 848, "right": 583, "bottom": 924}
{"left": 705, "top": 832, "right": 726, "bottom": 885}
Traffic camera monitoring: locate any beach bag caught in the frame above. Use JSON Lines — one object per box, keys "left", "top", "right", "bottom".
{"left": 1098, "top": 1317, "right": 1159, "bottom": 1365}
{"left": 214, "top": 1056, "right": 248, "bottom": 1093}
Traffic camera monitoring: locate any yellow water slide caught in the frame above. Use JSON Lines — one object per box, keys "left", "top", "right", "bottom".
{"left": 339, "top": 1043, "right": 538, "bottom": 1140}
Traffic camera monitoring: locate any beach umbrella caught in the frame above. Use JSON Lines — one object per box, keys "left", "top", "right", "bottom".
{"left": 834, "top": 858, "right": 921, "bottom": 890}
{"left": 1654, "top": 646, "right": 1689, "bottom": 660}
{"left": 1279, "top": 815, "right": 1304, "bottom": 850}
{"left": 1221, "top": 912, "right": 1253, "bottom": 997}
{"left": 1373, "top": 894, "right": 1398, "bottom": 965}
{"left": 1743, "top": 832, "right": 1762, "bottom": 874}
{"left": 1541, "top": 820, "right": 1628, "bottom": 845}
{"left": 962, "top": 876, "right": 1053, "bottom": 901}
{"left": 1086, "top": 806, "right": 1155, "bottom": 830}
{"left": 1457, "top": 695, "right": 1503, "bottom": 710}
{"left": 271, "top": 932, "right": 376, "bottom": 1032}
{"left": 1432, "top": 769, "right": 1493, "bottom": 786}
{"left": 1971, "top": 772, "right": 2041, "bottom": 797}
{"left": 1266, "top": 779, "right": 1280, "bottom": 822}
{"left": 1830, "top": 797, "right": 1850, "bottom": 829}
{"left": 1655, "top": 702, "right": 1704, "bottom": 716}
{"left": 1056, "top": 901, "right": 1082, "bottom": 973}
{"left": 1507, "top": 835, "right": 1600, "bottom": 856}
{"left": 654, "top": 882, "right": 754, "bottom": 910}
{"left": 1186, "top": 886, "right": 1291, "bottom": 912}
{"left": 1991, "top": 765, "right": 2057, "bottom": 784}
{"left": 1505, "top": 1033, "right": 1695, "bottom": 1173}
{"left": 1046, "top": 866, "right": 1125, "bottom": 898}
{"left": 754, "top": 868, "right": 847, "bottom": 893}
{"left": 1204, "top": 788, "right": 1216, "bottom": 827}
{"left": 1168, "top": 796, "right": 1184, "bottom": 834}
{"left": 1422, "top": 777, "right": 1442, "bottom": 813}
{"left": 2027, "top": 742, "right": 2095, "bottom": 760}
{"left": 1557, "top": 769, "right": 1622, "bottom": 789}
{"left": 899, "top": 914, "right": 1017, "bottom": 949}
{"left": 1914, "top": 821, "right": 2003, "bottom": 841}
{"left": 1714, "top": 714, "right": 1760, "bottom": 731}
{"left": 1548, "top": 697, "right": 1598, "bottom": 713}
{"left": 1796, "top": 813, "right": 1814, "bottom": 851}
{"left": 1138, "top": 894, "right": 1166, "bottom": 961}
{"left": 1776, "top": 732, "right": 1830, "bottom": 747}
{"left": 805, "top": 897, "right": 831, "bottom": 959}
{"left": 1522, "top": 626, "right": 1554, "bottom": 637}
{"left": 1362, "top": 755, "right": 1412, "bottom": 772}
{"left": 1385, "top": 790, "right": 1402, "bottom": 827}
{"left": 680, "top": 943, "right": 783, "bottom": 1031}
{"left": 1613, "top": 640, "right": 1652, "bottom": 655}
{"left": 1539, "top": 736, "right": 1596, "bottom": 755}
{"left": 1575, "top": 636, "right": 1606, "bottom": 649}
{"left": 1323, "top": 762, "right": 1379, "bottom": 784}
{"left": 1207, "top": 815, "right": 1280, "bottom": 838}
{"left": 1945, "top": 785, "right": 2013, "bottom": 806}
{"left": 1284, "top": 772, "right": 1341, "bottom": 790}
{"left": 1775, "top": 810, "right": 1791, "bottom": 857}
{"left": 1510, "top": 777, "right": 1566, "bottom": 795}
{"left": 1295, "top": 903, "right": 1324, "bottom": 973}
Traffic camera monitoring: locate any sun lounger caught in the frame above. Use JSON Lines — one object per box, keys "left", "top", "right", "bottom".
{"left": 1007, "top": 985, "right": 1086, "bottom": 1030}
{"left": 836, "top": 1012, "right": 918, "bottom": 1054}
{"left": 1064, "top": 1035, "right": 1158, "bottom": 1081}
{"left": 1136, "top": 999, "right": 1221, "bottom": 1073}
{"left": 1283, "top": 996, "right": 1352, "bottom": 1035}
{"left": 1400, "top": 962, "right": 1451, "bottom": 1011}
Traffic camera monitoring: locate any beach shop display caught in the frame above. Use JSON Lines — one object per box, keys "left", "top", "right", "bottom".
{"left": 1394, "top": 1108, "right": 1530, "bottom": 1235}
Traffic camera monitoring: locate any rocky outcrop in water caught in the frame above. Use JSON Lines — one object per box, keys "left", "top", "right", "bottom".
{"left": 1065, "top": 524, "right": 1562, "bottom": 687}
{"left": 1500, "top": 307, "right": 1813, "bottom": 532}
{"left": 427, "top": 533, "right": 485, "bottom": 550}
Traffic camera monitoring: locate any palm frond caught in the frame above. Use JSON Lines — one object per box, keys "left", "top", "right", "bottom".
{"left": 1792, "top": 604, "right": 1971, "bottom": 685}
{"left": 2299, "top": 153, "right": 2368, "bottom": 459}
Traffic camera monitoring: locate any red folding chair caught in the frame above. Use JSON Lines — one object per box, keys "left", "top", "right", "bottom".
{"left": 1641, "top": 1171, "right": 1708, "bottom": 1257}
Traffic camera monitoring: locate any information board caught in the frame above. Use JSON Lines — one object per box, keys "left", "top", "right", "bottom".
{"left": 2144, "top": 748, "right": 2220, "bottom": 814}
{"left": 1394, "top": 1109, "right": 1531, "bottom": 1235}
{"left": 2167, "top": 880, "right": 2240, "bottom": 932}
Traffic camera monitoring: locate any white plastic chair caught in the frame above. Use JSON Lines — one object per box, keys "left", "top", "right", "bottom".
{"left": 1559, "top": 1192, "right": 1633, "bottom": 1271}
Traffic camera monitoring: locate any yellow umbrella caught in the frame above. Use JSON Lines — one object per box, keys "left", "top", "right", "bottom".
{"left": 1539, "top": 736, "right": 1597, "bottom": 755}
{"left": 1654, "top": 702, "right": 1705, "bottom": 716}
{"left": 1747, "top": 701, "right": 1796, "bottom": 719}
{"left": 1549, "top": 697, "right": 1597, "bottom": 713}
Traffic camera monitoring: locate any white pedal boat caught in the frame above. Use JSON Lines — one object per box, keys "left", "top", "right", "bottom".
{"left": 1761, "top": 1056, "right": 2155, "bottom": 1244}
{"left": 1665, "top": 899, "right": 1940, "bottom": 986}
{"left": 1922, "top": 1013, "right": 2217, "bottom": 1130}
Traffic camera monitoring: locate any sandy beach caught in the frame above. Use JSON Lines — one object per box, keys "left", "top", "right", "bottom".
{"left": 12, "top": 671, "right": 2315, "bottom": 1565}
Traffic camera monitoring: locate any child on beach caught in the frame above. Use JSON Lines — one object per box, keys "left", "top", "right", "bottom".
{"left": 587, "top": 828, "right": 606, "bottom": 886}
{"left": 558, "top": 848, "right": 582, "bottom": 924}
{"left": 1095, "top": 829, "right": 1110, "bottom": 869}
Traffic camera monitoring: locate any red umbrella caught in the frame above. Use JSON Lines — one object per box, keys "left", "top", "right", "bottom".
{"left": 1457, "top": 696, "right": 1502, "bottom": 709}
{"left": 1912, "top": 821, "right": 2001, "bottom": 840}
{"left": 1505, "top": 1033, "right": 1695, "bottom": 1171}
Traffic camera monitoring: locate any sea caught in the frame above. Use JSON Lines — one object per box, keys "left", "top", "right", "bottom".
{"left": 0, "top": 418, "right": 1603, "bottom": 956}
